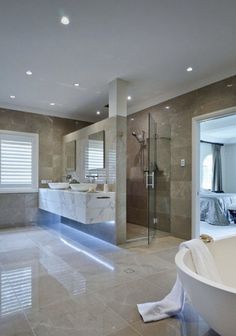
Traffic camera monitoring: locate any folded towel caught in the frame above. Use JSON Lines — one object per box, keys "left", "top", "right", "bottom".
{"left": 137, "top": 239, "right": 222, "bottom": 322}
{"left": 182, "top": 239, "right": 221, "bottom": 283}
{"left": 137, "top": 275, "right": 185, "bottom": 322}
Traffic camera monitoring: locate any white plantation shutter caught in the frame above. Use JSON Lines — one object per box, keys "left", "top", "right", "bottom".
{"left": 0, "top": 131, "right": 38, "bottom": 191}
{"left": 87, "top": 139, "right": 104, "bottom": 170}
{"left": 1, "top": 139, "right": 32, "bottom": 185}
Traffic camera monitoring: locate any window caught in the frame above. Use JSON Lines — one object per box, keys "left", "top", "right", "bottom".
{"left": 202, "top": 154, "right": 213, "bottom": 190}
{"left": 87, "top": 138, "right": 104, "bottom": 170}
{"left": 0, "top": 131, "right": 38, "bottom": 192}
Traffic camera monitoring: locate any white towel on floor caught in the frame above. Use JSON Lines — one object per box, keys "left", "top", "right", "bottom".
{"left": 137, "top": 239, "right": 222, "bottom": 322}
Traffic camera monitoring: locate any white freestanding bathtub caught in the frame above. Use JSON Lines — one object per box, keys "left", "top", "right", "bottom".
{"left": 175, "top": 236, "right": 236, "bottom": 336}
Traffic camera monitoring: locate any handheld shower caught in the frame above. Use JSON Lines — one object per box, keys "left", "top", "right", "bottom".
{"left": 132, "top": 131, "right": 146, "bottom": 145}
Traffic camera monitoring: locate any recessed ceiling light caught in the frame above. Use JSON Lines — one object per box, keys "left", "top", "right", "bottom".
{"left": 131, "top": 118, "right": 134, "bottom": 121}
{"left": 50, "top": 102, "right": 55, "bottom": 106}
{"left": 186, "top": 67, "right": 193, "bottom": 72}
{"left": 74, "top": 83, "right": 80, "bottom": 87}
{"left": 96, "top": 111, "right": 101, "bottom": 115}
{"left": 165, "top": 106, "right": 170, "bottom": 109}
{"left": 61, "top": 16, "right": 70, "bottom": 25}
{"left": 10, "top": 95, "right": 15, "bottom": 99}
{"left": 127, "top": 96, "right": 132, "bottom": 100}
{"left": 227, "top": 84, "right": 233, "bottom": 88}
{"left": 26, "top": 70, "right": 32, "bottom": 76}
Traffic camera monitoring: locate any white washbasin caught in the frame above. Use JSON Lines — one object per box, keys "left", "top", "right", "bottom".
{"left": 48, "top": 182, "right": 70, "bottom": 190}
{"left": 70, "top": 183, "right": 97, "bottom": 192}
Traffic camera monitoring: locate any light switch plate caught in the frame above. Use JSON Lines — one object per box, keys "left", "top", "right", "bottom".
{"left": 180, "top": 159, "right": 185, "bottom": 167}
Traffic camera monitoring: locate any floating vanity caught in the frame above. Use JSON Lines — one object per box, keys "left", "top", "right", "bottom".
{"left": 39, "top": 188, "right": 115, "bottom": 224}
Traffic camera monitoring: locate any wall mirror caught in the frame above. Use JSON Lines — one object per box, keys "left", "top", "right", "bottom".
{"left": 65, "top": 140, "right": 76, "bottom": 171}
{"left": 88, "top": 131, "right": 105, "bottom": 170}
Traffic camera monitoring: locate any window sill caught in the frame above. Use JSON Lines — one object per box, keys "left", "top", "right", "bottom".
{"left": 0, "top": 188, "right": 38, "bottom": 194}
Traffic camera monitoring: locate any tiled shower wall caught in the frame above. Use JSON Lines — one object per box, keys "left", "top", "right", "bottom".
{"left": 0, "top": 107, "right": 90, "bottom": 228}
{"left": 127, "top": 109, "right": 171, "bottom": 232}
{"left": 127, "top": 75, "right": 236, "bottom": 239}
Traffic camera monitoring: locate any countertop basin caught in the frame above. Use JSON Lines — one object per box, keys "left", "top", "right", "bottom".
{"left": 70, "top": 183, "right": 97, "bottom": 192}
{"left": 48, "top": 182, "right": 70, "bottom": 190}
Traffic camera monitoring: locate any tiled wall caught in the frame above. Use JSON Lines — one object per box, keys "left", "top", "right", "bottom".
{"left": 63, "top": 117, "right": 117, "bottom": 185}
{"left": 128, "top": 75, "right": 236, "bottom": 239}
{"left": 63, "top": 116, "right": 127, "bottom": 244}
{"left": 127, "top": 108, "right": 171, "bottom": 232}
{"left": 0, "top": 107, "right": 90, "bottom": 228}
{"left": 0, "top": 193, "right": 38, "bottom": 228}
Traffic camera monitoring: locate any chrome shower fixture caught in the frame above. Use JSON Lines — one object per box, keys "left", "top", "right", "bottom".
{"left": 132, "top": 130, "right": 146, "bottom": 145}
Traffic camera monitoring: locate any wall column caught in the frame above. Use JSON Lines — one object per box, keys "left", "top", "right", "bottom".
{"left": 109, "top": 78, "right": 127, "bottom": 244}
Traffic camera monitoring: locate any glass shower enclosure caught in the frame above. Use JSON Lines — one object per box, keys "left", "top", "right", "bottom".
{"left": 146, "top": 114, "right": 157, "bottom": 244}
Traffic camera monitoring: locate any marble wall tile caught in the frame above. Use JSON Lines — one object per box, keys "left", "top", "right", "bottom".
{"left": 156, "top": 213, "right": 171, "bottom": 232}
{"left": 171, "top": 215, "right": 192, "bottom": 240}
{"left": 0, "top": 107, "right": 90, "bottom": 228}
{"left": 0, "top": 193, "right": 38, "bottom": 227}
{"left": 127, "top": 208, "right": 148, "bottom": 226}
{"left": 128, "top": 75, "right": 236, "bottom": 239}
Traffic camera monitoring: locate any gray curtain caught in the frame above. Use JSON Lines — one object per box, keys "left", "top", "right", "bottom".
{"left": 212, "top": 144, "right": 223, "bottom": 192}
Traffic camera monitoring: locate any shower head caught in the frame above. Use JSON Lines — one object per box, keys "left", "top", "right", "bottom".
{"left": 132, "top": 131, "right": 146, "bottom": 144}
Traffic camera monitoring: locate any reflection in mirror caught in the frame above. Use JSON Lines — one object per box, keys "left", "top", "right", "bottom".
{"left": 65, "top": 140, "right": 76, "bottom": 172}
{"left": 88, "top": 131, "right": 105, "bottom": 170}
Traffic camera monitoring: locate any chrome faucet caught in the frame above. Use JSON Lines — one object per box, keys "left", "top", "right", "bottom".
{"left": 66, "top": 174, "right": 72, "bottom": 182}
{"left": 85, "top": 174, "right": 98, "bottom": 183}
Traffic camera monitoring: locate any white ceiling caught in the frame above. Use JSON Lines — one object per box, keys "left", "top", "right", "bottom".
{"left": 201, "top": 114, "right": 236, "bottom": 144}
{"left": 1, "top": 0, "right": 236, "bottom": 122}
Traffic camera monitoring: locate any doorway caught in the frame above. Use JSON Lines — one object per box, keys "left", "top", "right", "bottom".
{"left": 192, "top": 106, "right": 236, "bottom": 240}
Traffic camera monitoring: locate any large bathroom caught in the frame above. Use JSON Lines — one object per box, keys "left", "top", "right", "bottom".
{"left": 1, "top": 1, "right": 236, "bottom": 336}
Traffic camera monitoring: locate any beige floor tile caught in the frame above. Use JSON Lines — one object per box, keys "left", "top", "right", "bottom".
{"left": 26, "top": 229, "right": 60, "bottom": 246}
{"left": 108, "top": 326, "right": 140, "bottom": 336}
{"left": 0, "top": 312, "right": 34, "bottom": 336}
{"left": 33, "top": 325, "right": 81, "bottom": 336}
{"left": 131, "top": 318, "right": 180, "bottom": 336}
{"left": 127, "top": 223, "right": 148, "bottom": 240}
{"left": 156, "top": 247, "right": 179, "bottom": 264}
{"left": 13, "top": 274, "right": 72, "bottom": 310}
{"left": 85, "top": 269, "right": 135, "bottom": 292}
{"left": 0, "top": 225, "right": 214, "bottom": 336}
{"left": 123, "top": 236, "right": 183, "bottom": 255}
{"left": 145, "top": 269, "right": 177, "bottom": 294}
{"left": 0, "top": 246, "right": 42, "bottom": 267}
{"left": 95, "top": 278, "right": 165, "bottom": 324}
{"left": 115, "top": 251, "right": 175, "bottom": 277}
{"left": 26, "top": 294, "right": 129, "bottom": 336}
{"left": 0, "top": 233, "right": 36, "bottom": 253}
{"left": 60, "top": 251, "right": 115, "bottom": 276}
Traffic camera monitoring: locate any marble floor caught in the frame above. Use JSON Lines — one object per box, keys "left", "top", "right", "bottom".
{"left": 126, "top": 223, "right": 170, "bottom": 241}
{"left": 0, "top": 223, "right": 220, "bottom": 336}
{"left": 126, "top": 223, "right": 148, "bottom": 240}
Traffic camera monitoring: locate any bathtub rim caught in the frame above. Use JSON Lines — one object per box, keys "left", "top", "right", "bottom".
{"left": 175, "top": 247, "right": 236, "bottom": 295}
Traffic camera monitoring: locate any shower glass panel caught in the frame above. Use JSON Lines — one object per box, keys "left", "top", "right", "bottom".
{"left": 147, "top": 113, "right": 157, "bottom": 244}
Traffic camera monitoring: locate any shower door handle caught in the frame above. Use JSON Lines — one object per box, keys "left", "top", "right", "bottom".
{"left": 145, "top": 171, "right": 155, "bottom": 189}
